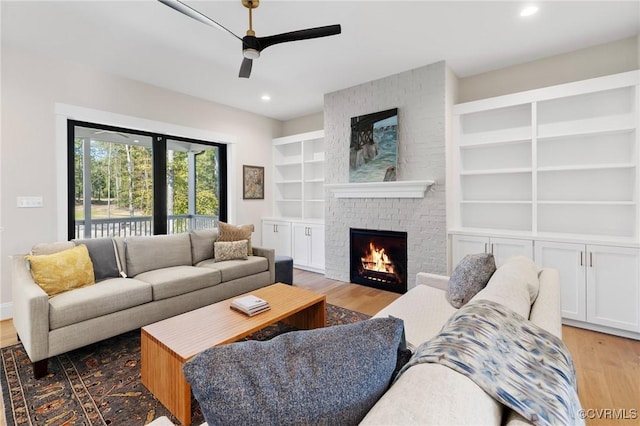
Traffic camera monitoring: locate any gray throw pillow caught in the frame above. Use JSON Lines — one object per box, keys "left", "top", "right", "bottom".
{"left": 446, "top": 253, "right": 496, "bottom": 308}
{"left": 73, "top": 238, "right": 120, "bottom": 282}
{"left": 183, "top": 317, "right": 405, "bottom": 426}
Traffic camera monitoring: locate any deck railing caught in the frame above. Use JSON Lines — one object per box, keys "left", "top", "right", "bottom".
{"left": 74, "top": 214, "right": 218, "bottom": 239}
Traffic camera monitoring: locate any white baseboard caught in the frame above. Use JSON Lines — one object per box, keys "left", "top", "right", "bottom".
{"left": 0, "top": 302, "right": 13, "bottom": 321}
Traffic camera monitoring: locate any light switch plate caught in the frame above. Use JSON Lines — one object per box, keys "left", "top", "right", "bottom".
{"left": 17, "top": 196, "right": 44, "bottom": 208}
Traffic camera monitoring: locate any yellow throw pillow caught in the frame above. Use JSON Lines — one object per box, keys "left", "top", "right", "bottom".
{"left": 26, "top": 244, "right": 95, "bottom": 297}
{"left": 217, "top": 222, "right": 254, "bottom": 255}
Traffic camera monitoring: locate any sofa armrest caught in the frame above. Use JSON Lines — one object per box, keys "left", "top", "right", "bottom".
{"left": 11, "top": 255, "right": 50, "bottom": 363}
{"left": 415, "top": 272, "right": 449, "bottom": 291}
{"left": 252, "top": 246, "right": 275, "bottom": 284}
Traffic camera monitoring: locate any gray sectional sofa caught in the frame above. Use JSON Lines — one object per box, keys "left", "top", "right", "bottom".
{"left": 11, "top": 229, "right": 275, "bottom": 378}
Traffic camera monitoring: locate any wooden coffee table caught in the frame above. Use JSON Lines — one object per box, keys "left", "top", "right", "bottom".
{"left": 140, "top": 283, "right": 326, "bottom": 425}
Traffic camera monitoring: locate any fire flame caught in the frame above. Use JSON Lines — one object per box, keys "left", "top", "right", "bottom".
{"left": 361, "top": 242, "right": 395, "bottom": 273}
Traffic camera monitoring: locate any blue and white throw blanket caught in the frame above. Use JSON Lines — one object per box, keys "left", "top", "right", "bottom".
{"left": 395, "top": 300, "right": 584, "bottom": 426}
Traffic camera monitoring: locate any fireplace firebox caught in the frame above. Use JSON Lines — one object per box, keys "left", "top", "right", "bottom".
{"left": 350, "top": 228, "right": 408, "bottom": 294}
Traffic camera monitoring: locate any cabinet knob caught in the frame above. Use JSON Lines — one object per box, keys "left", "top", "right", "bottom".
{"left": 580, "top": 251, "right": 583, "bottom": 266}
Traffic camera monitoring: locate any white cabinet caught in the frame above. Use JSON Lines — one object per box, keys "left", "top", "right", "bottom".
{"left": 262, "top": 219, "right": 325, "bottom": 273}
{"left": 268, "top": 131, "right": 326, "bottom": 272}
{"left": 586, "top": 245, "right": 640, "bottom": 332}
{"left": 261, "top": 220, "right": 291, "bottom": 257}
{"left": 451, "top": 234, "right": 533, "bottom": 271}
{"left": 534, "top": 241, "right": 587, "bottom": 321}
{"left": 272, "top": 130, "right": 325, "bottom": 220}
{"left": 536, "top": 241, "right": 640, "bottom": 333}
{"left": 292, "top": 223, "right": 325, "bottom": 273}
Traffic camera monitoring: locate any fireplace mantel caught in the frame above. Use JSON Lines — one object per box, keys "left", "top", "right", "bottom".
{"left": 325, "top": 180, "right": 435, "bottom": 199}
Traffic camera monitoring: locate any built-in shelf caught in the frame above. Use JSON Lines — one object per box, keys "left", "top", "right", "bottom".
{"left": 325, "top": 180, "right": 435, "bottom": 199}
{"left": 272, "top": 130, "right": 325, "bottom": 220}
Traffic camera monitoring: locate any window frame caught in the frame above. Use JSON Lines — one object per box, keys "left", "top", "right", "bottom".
{"left": 66, "top": 119, "right": 228, "bottom": 240}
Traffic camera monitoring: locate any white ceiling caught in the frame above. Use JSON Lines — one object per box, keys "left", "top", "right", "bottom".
{"left": 3, "top": 1, "right": 639, "bottom": 121}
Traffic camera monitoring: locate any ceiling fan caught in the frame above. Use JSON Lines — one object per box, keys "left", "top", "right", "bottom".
{"left": 159, "top": 0, "right": 341, "bottom": 78}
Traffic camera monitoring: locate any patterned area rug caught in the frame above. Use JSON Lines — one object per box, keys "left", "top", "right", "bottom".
{"left": 1, "top": 304, "right": 370, "bottom": 426}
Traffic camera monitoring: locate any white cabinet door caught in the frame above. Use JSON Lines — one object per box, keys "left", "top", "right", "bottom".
{"left": 261, "top": 220, "right": 291, "bottom": 257}
{"left": 490, "top": 237, "right": 534, "bottom": 267}
{"left": 292, "top": 223, "right": 310, "bottom": 266}
{"left": 308, "top": 224, "right": 325, "bottom": 271}
{"left": 451, "top": 234, "right": 533, "bottom": 271}
{"left": 587, "top": 245, "right": 640, "bottom": 332}
{"left": 535, "top": 241, "right": 586, "bottom": 321}
{"left": 451, "top": 235, "right": 488, "bottom": 269}
{"left": 292, "top": 223, "right": 325, "bottom": 272}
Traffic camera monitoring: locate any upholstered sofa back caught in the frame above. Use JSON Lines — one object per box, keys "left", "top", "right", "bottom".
{"left": 125, "top": 233, "right": 193, "bottom": 277}
{"left": 189, "top": 229, "right": 220, "bottom": 264}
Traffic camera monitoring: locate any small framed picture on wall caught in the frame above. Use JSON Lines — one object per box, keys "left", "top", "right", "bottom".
{"left": 243, "top": 165, "right": 265, "bottom": 199}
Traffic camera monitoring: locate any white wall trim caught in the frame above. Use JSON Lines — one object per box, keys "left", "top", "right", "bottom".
{"left": 0, "top": 302, "right": 13, "bottom": 321}
{"left": 54, "top": 103, "right": 237, "bottom": 240}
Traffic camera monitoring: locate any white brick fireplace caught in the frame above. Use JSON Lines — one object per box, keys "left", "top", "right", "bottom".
{"left": 323, "top": 61, "right": 450, "bottom": 290}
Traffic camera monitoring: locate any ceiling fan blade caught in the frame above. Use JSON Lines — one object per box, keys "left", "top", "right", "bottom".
{"left": 239, "top": 58, "right": 253, "bottom": 78}
{"left": 158, "top": 0, "right": 241, "bottom": 41}
{"left": 257, "top": 24, "right": 341, "bottom": 52}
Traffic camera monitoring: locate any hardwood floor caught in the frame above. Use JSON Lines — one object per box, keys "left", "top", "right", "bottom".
{"left": 1, "top": 270, "right": 639, "bottom": 425}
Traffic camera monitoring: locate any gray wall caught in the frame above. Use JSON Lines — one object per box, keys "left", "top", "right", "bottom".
{"left": 0, "top": 47, "right": 282, "bottom": 317}
{"left": 458, "top": 36, "right": 638, "bottom": 103}
{"left": 323, "top": 61, "right": 449, "bottom": 289}
{"left": 282, "top": 112, "right": 324, "bottom": 136}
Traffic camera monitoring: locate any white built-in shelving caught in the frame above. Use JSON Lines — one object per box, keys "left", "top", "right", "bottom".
{"left": 453, "top": 71, "right": 639, "bottom": 240}
{"left": 272, "top": 130, "right": 325, "bottom": 220}
{"left": 266, "top": 130, "right": 326, "bottom": 273}
{"left": 450, "top": 70, "right": 640, "bottom": 340}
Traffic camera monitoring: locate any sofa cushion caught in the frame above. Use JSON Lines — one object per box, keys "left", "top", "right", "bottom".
{"left": 183, "top": 317, "right": 405, "bottom": 426}
{"left": 374, "top": 284, "right": 457, "bottom": 350}
{"left": 73, "top": 238, "right": 120, "bottom": 282}
{"left": 361, "top": 362, "right": 503, "bottom": 425}
{"left": 214, "top": 240, "right": 248, "bottom": 262}
{"left": 26, "top": 245, "right": 95, "bottom": 297}
{"left": 217, "top": 222, "right": 253, "bottom": 255}
{"left": 134, "top": 266, "right": 221, "bottom": 301}
{"left": 470, "top": 256, "right": 539, "bottom": 319}
{"left": 125, "top": 234, "right": 192, "bottom": 277}
{"left": 48, "top": 278, "right": 152, "bottom": 329}
{"left": 190, "top": 229, "right": 219, "bottom": 264}
{"left": 197, "top": 256, "right": 268, "bottom": 282}
{"left": 446, "top": 253, "right": 496, "bottom": 308}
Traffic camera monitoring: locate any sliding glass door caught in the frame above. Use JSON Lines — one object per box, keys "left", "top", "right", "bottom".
{"left": 68, "top": 121, "right": 226, "bottom": 239}
{"left": 166, "top": 139, "right": 222, "bottom": 233}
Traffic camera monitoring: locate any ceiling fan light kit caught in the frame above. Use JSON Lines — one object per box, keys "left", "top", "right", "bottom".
{"left": 243, "top": 49, "right": 261, "bottom": 60}
{"left": 159, "top": 0, "right": 341, "bottom": 79}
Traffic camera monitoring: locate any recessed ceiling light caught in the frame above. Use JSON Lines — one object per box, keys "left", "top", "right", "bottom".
{"left": 520, "top": 5, "right": 539, "bottom": 17}
{"left": 261, "top": 94, "right": 271, "bottom": 101}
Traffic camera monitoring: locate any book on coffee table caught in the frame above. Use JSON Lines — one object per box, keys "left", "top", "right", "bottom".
{"left": 230, "top": 295, "right": 271, "bottom": 316}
